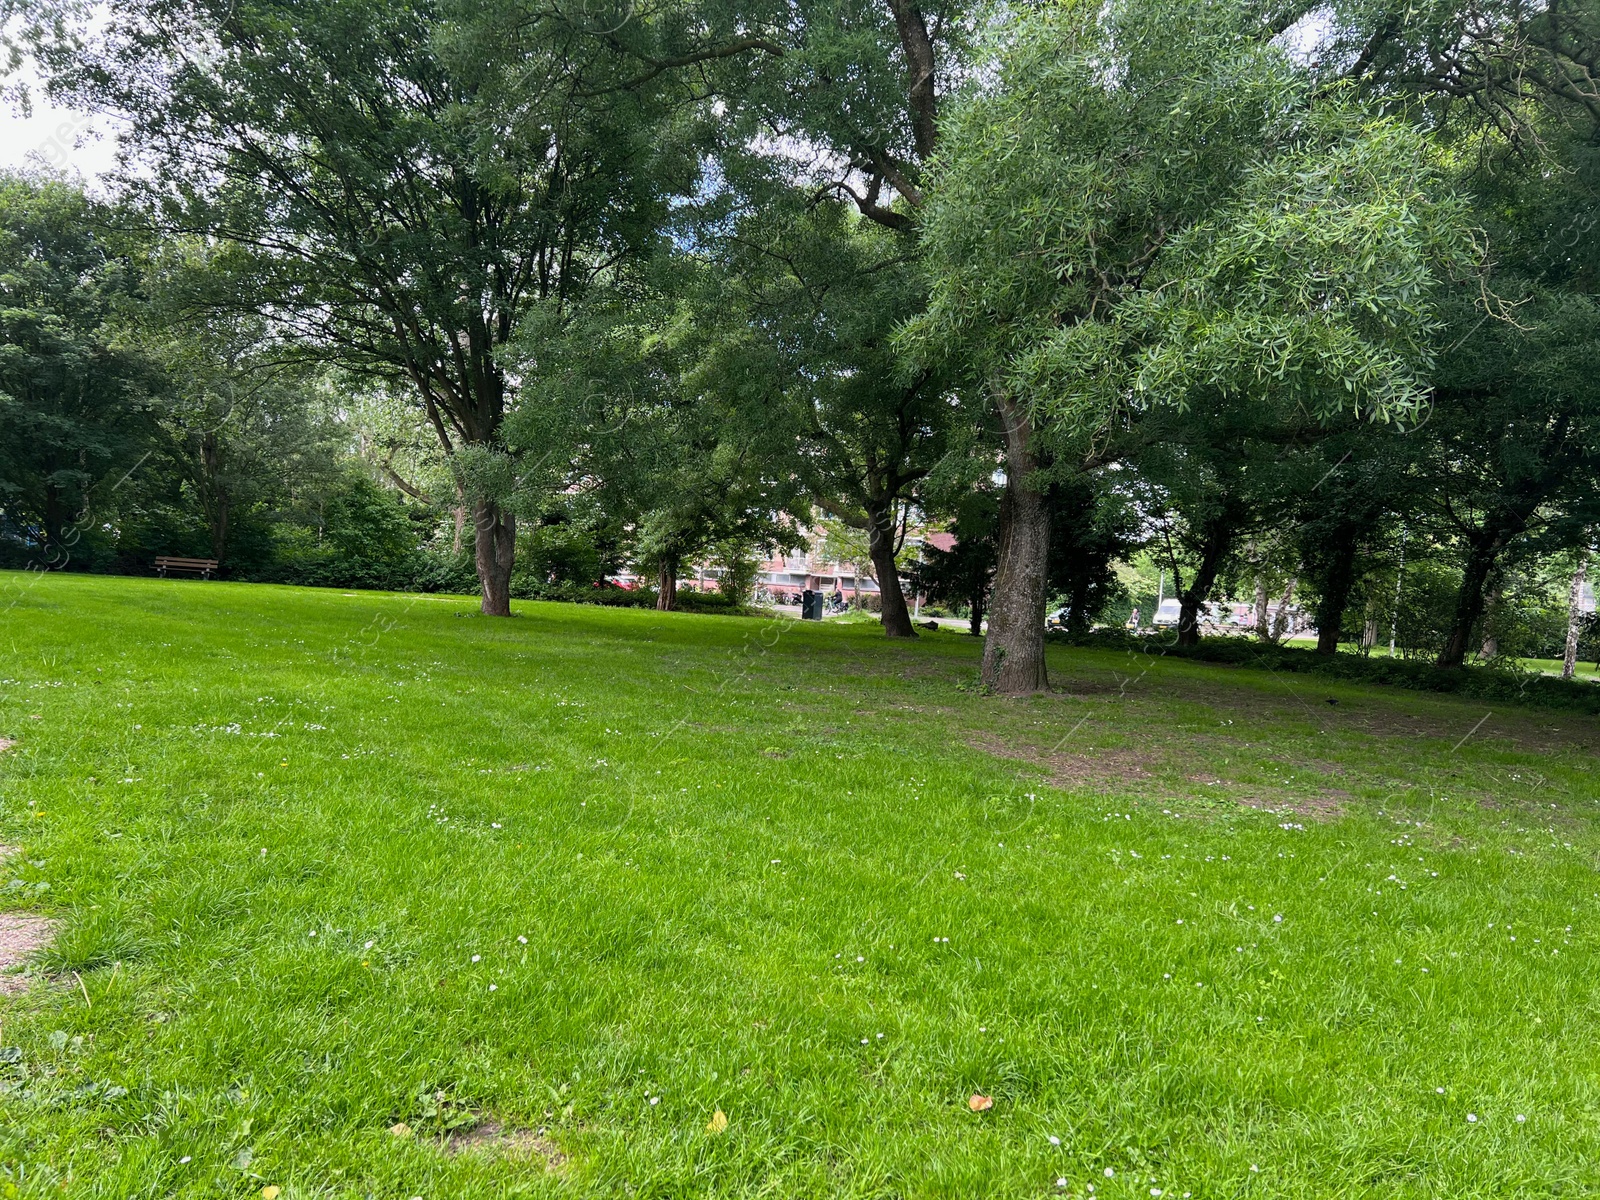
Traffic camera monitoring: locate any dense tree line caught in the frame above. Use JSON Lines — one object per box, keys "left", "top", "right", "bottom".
{"left": 3, "top": 0, "right": 1599, "bottom": 690}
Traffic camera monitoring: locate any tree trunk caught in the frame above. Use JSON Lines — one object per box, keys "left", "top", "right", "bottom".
{"left": 1271, "top": 575, "right": 1299, "bottom": 642}
{"left": 969, "top": 590, "right": 985, "bottom": 637}
{"left": 210, "top": 500, "right": 229, "bottom": 564}
{"left": 1564, "top": 554, "right": 1588, "bottom": 680}
{"left": 866, "top": 499, "right": 916, "bottom": 638}
{"left": 981, "top": 391, "right": 1050, "bottom": 694}
{"left": 1479, "top": 584, "right": 1501, "bottom": 659}
{"left": 200, "top": 430, "right": 229, "bottom": 562}
{"left": 656, "top": 557, "right": 678, "bottom": 612}
{"left": 1177, "top": 592, "right": 1204, "bottom": 648}
{"left": 1175, "top": 521, "right": 1236, "bottom": 649}
{"left": 473, "top": 498, "right": 515, "bottom": 617}
{"left": 1314, "top": 531, "right": 1360, "bottom": 655}
{"left": 1437, "top": 538, "right": 1499, "bottom": 668}
{"left": 1253, "top": 574, "right": 1270, "bottom": 642}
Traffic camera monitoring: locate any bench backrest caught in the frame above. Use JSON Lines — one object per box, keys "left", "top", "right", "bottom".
{"left": 155, "top": 556, "right": 219, "bottom": 567}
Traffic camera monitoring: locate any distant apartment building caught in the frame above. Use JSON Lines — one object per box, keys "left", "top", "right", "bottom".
{"left": 609, "top": 522, "right": 949, "bottom": 600}
{"left": 750, "top": 526, "right": 950, "bottom": 599}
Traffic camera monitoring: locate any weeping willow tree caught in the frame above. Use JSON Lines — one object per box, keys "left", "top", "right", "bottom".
{"left": 908, "top": 0, "right": 1475, "bottom": 693}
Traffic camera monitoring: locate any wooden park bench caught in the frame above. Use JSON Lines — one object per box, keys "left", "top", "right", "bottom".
{"left": 154, "top": 556, "right": 219, "bottom": 579}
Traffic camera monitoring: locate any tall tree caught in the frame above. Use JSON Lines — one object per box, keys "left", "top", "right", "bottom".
{"left": 1290, "top": 430, "right": 1410, "bottom": 655}
{"left": 1408, "top": 287, "right": 1600, "bottom": 664}
{"left": 911, "top": 492, "right": 999, "bottom": 637}
{"left": 138, "top": 253, "right": 342, "bottom": 564}
{"left": 912, "top": 0, "right": 1469, "bottom": 691}
{"left": 35, "top": 0, "right": 706, "bottom": 613}
{"left": 677, "top": 0, "right": 977, "bottom": 635}
{"left": 511, "top": 264, "right": 799, "bottom": 610}
{"left": 688, "top": 185, "right": 958, "bottom": 637}
{"left": 1314, "top": 0, "right": 1600, "bottom": 666}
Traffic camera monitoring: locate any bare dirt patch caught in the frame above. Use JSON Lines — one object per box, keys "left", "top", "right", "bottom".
{"left": 444, "top": 1119, "right": 567, "bottom": 1167}
{"left": 0, "top": 912, "right": 58, "bottom": 995}
{"left": 969, "top": 734, "right": 1157, "bottom": 789}
{"left": 0, "top": 738, "right": 14, "bottom": 754}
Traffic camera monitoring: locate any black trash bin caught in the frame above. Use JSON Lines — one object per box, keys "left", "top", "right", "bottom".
{"left": 801, "top": 590, "right": 824, "bottom": 620}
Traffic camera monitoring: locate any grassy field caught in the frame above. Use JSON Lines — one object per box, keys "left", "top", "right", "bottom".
{"left": 2, "top": 570, "right": 1599, "bottom": 1199}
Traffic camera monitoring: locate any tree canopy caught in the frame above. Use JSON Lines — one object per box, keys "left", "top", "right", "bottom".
{"left": 6, "top": 0, "right": 1598, "bottom": 695}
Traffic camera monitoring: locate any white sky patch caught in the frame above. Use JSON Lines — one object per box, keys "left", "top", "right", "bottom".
{"left": 1, "top": 11, "right": 124, "bottom": 185}
{"left": 1278, "top": 5, "right": 1337, "bottom": 66}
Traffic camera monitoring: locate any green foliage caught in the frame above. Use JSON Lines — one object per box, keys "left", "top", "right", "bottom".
{"left": 687, "top": 181, "right": 959, "bottom": 549}
{"left": 321, "top": 475, "right": 418, "bottom": 566}
{"left": 912, "top": 0, "right": 1472, "bottom": 438}
{"left": 910, "top": 489, "right": 1000, "bottom": 631}
{"left": 513, "top": 262, "right": 800, "bottom": 590}
{"left": 709, "top": 540, "right": 761, "bottom": 607}
{"left": 516, "top": 523, "right": 606, "bottom": 591}
{"left": 1045, "top": 474, "right": 1141, "bottom": 634}
{"left": 0, "top": 174, "right": 166, "bottom": 563}
{"left": 253, "top": 473, "right": 422, "bottom": 591}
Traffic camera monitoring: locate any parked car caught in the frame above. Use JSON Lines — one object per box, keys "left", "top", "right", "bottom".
{"left": 1152, "top": 599, "right": 1238, "bottom": 628}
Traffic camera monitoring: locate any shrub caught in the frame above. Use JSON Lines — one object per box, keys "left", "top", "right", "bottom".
{"left": 512, "top": 523, "right": 605, "bottom": 596}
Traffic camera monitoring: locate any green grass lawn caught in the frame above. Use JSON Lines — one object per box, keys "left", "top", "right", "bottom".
{"left": 2, "top": 571, "right": 1599, "bottom": 1199}
{"left": 1514, "top": 654, "right": 1600, "bottom": 680}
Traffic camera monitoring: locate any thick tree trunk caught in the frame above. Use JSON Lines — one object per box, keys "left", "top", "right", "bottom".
{"left": 1176, "top": 593, "right": 1204, "bottom": 648}
{"left": 656, "top": 557, "right": 678, "bottom": 612}
{"left": 981, "top": 392, "right": 1050, "bottom": 694}
{"left": 969, "top": 590, "right": 985, "bottom": 637}
{"left": 1564, "top": 554, "right": 1588, "bottom": 679}
{"left": 1314, "top": 531, "right": 1360, "bottom": 655}
{"left": 865, "top": 500, "right": 916, "bottom": 638}
{"left": 1253, "top": 575, "right": 1271, "bottom": 642}
{"left": 1437, "top": 539, "right": 1499, "bottom": 668}
{"left": 473, "top": 498, "right": 515, "bottom": 617}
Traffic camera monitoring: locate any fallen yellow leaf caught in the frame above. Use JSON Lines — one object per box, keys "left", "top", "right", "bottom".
{"left": 389, "top": 1121, "right": 413, "bottom": 1138}
{"left": 705, "top": 1109, "right": 728, "bottom": 1134}
{"left": 261, "top": 1188, "right": 281, "bottom": 1200}
{"left": 968, "top": 1094, "right": 994, "bottom": 1112}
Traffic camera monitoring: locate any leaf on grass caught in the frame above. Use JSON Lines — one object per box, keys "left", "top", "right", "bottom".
{"left": 706, "top": 1109, "right": 728, "bottom": 1134}
{"left": 389, "top": 1121, "right": 413, "bottom": 1138}
{"left": 968, "top": 1094, "right": 993, "bottom": 1112}
{"left": 261, "top": 1188, "right": 280, "bottom": 1200}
